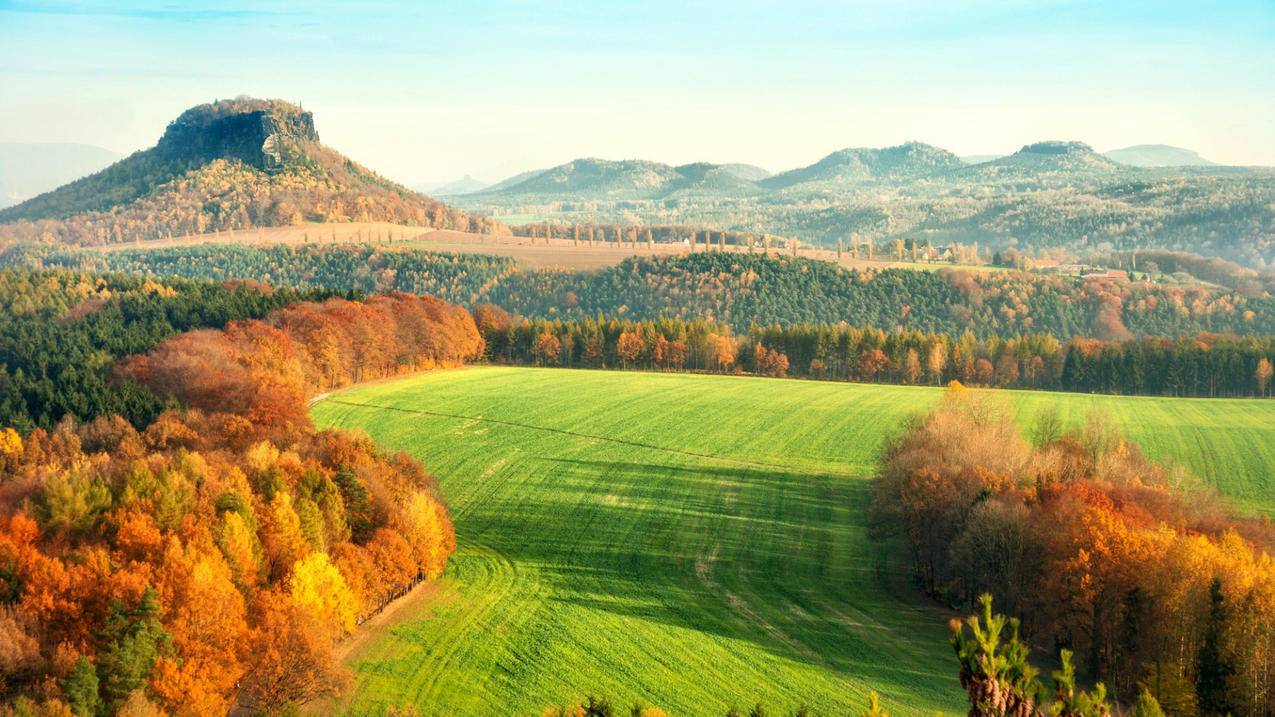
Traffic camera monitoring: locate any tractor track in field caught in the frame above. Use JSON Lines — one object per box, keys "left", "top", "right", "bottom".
{"left": 322, "top": 397, "right": 858, "bottom": 478}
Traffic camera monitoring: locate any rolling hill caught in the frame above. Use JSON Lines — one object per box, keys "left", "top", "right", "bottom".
{"left": 479, "top": 158, "right": 772, "bottom": 200}
{"left": 450, "top": 138, "right": 1275, "bottom": 268}
{"left": 968, "top": 140, "right": 1121, "bottom": 179}
{"left": 0, "top": 142, "right": 122, "bottom": 208}
{"left": 0, "top": 96, "right": 503, "bottom": 245}
{"left": 312, "top": 366, "right": 1275, "bottom": 714}
{"left": 760, "top": 141, "right": 964, "bottom": 189}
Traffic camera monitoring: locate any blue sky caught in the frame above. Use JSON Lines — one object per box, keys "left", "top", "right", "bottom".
{"left": 1, "top": 0, "right": 1272, "bottom": 184}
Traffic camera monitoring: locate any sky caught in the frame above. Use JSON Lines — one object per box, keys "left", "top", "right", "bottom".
{"left": 1, "top": 0, "right": 1273, "bottom": 186}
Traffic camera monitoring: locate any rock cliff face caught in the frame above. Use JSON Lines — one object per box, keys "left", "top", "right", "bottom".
{"left": 156, "top": 100, "right": 319, "bottom": 171}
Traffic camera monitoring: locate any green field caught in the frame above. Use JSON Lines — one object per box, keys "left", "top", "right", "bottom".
{"left": 311, "top": 368, "right": 1275, "bottom": 716}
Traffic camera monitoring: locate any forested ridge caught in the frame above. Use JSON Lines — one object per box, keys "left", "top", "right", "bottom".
{"left": 9, "top": 245, "right": 1275, "bottom": 342}
{"left": 4, "top": 243, "right": 519, "bottom": 307}
{"left": 0, "top": 285, "right": 484, "bottom": 715}
{"left": 481, "top": 253, "right": 1275, "bottom": 339}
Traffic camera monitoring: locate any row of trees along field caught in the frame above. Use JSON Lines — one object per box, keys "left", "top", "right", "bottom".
{"left": 0, "top": 290, "right": 485, "bottom": 715}
{"left": 475, "top": 309, "right": 1275, "bottom": 398}
{"left": 871, "top": 385, "right": 1275, "bottom": 713}
{"left": 9, "top": 245, "right": 1275, "bottom": 341}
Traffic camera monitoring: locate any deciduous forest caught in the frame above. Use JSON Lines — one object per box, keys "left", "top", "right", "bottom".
{"left": 0, "top": 283, "right": 484, "bottom": 715}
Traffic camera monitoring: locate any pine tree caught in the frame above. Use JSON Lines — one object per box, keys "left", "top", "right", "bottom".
{"left": 62, "top": 657, "right": 100, "bottom": 717}
{"left": 1196, "top": 577, "right": 1236, "bottom": 717}
{"left": 97, "top": 588, "right": 172, "bottom": 712}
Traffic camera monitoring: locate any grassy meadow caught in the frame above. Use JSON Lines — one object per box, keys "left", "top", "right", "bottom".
{"left": 311, "top": 367, "right": 1275, "bottom": 715}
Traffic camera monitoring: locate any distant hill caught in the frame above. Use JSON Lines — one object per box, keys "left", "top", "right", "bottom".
{"left": 716, "top": 163, "right": 770, "bottom": 181}
{"left": 959, "top": 154, "right": 1003, "bottom": 164}
{"left": 970, "top": 141, "right": 1120, "bottom": 178}
{"left": 425, "top": 175, "right": 491, "bottom": 195}
{"left": 1104, "top": 144, "right": 1216, "bottom": 167}
{"left": 0, "top": 143, "right": 122, "bottom": 208}
{"left": 485, "top": 168, "right": 547, "bottom": 193}
{"left": 481, "top": 158, "right": 770, "bottom": 199}
{"left": 0, "top": 96, "right": 502, "bottom": 245}
{"left": 760, "top": 142, "right": 964, "bottom": 189}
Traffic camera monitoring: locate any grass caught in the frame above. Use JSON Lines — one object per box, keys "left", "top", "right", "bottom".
{"left": 311, "top": 368, "right": 1275, "bottom": 716}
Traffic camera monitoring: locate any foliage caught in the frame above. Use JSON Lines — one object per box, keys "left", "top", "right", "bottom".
{"left": 874, "top": 385, "right": 1275, "bottom": 710}
{"left": 11, "top": 248, "right": 1275, "bottom": 344}
{"left": 0, "top": 290, "right": 477, "bottom": 713}
{"left": 0, "top": 267, "right": 337, "bottom": 431}
{"left": 480, "top": 253, "right": 1275, "bottom": 339}
{"left": 478, "top": 313, "right": 1275, "bottom": 399}
{"left": 6, "top": 242, "right": 518, "bottom": 307}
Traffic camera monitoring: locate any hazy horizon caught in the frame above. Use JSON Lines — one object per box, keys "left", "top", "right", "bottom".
{"left": 2, "top": 0, "right": 1272, "bottom": 186}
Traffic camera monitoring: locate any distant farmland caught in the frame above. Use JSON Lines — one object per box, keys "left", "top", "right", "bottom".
{"left": 311, "top": 368, "right": 1275, "bottom": 715}
{"left": 92, "top": 221, "right": 944, "bottom": 271}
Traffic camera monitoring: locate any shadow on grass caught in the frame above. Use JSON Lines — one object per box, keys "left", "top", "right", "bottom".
{"left": 449, "top": 455, "right": 959, "bottom": 702}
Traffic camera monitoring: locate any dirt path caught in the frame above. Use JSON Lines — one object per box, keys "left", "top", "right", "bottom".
{"left": 333, "top": 579, "right": 446, "bottom": 663}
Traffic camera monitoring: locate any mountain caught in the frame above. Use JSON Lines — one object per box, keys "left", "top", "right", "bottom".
{"left": 971, "top": 140, "right": 1120, "bottom": 178}
{"left": 0, "top": 96, "right": 501, "bottom": 245}
{"left": 493, "top": 158, "right": 680, "bottom": 197}
{"left": 1104, "top": 144, "right": 1216, "bottom": 167}
{"left": 425, "top": 175, "right": 490, "bottom": 195}
{"left": 0, "top": 143, "right": 122, "bottom": 208}
{"left": 717, "top": 163, "right": 771, "bottom": 181}
{"left": 481, "top": 158, "right": 768, "bottom": 199}
{"left": 760, "top": 142, "right": 964, "bottom": 189}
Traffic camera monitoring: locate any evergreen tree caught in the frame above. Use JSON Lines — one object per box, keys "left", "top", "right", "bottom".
{"left": 1196, "top": 577, "right": 1236, "bottom": 716}
{"left": 97, "top": 588, "right": 171, "bottom": 712}
{"left": 61, "top": 657, "right": 100, "bottom": 717}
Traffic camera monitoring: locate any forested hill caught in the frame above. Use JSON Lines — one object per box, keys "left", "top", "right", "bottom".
{"left": 454, "top": 140, "right": 1275, "bottom": 268}
{"left": 481, "top": 253, "right": 1275, "bottom": 339}
{"left": 0, "top": 96, "right": 505, "bottom": 245}
{"left": 11, "top": 243, "right": 1275, "bottom": 341}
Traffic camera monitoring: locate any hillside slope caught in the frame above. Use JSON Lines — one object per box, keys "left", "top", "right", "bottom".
{"left": 761, "top": 142, "right": 964, "bottom": 189}
{"left": 0, "top": 96, "right": 503, "bottom": 245}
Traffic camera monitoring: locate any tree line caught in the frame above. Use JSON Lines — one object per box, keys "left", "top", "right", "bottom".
{"left": 0, "top": 291, "right": 486, "bottom": 715}
{"left": 870, "top": 385, "right": 1275, "bottom": 713}
{"left": 474, "top": 310, "right": 1275, "bottom": 398}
